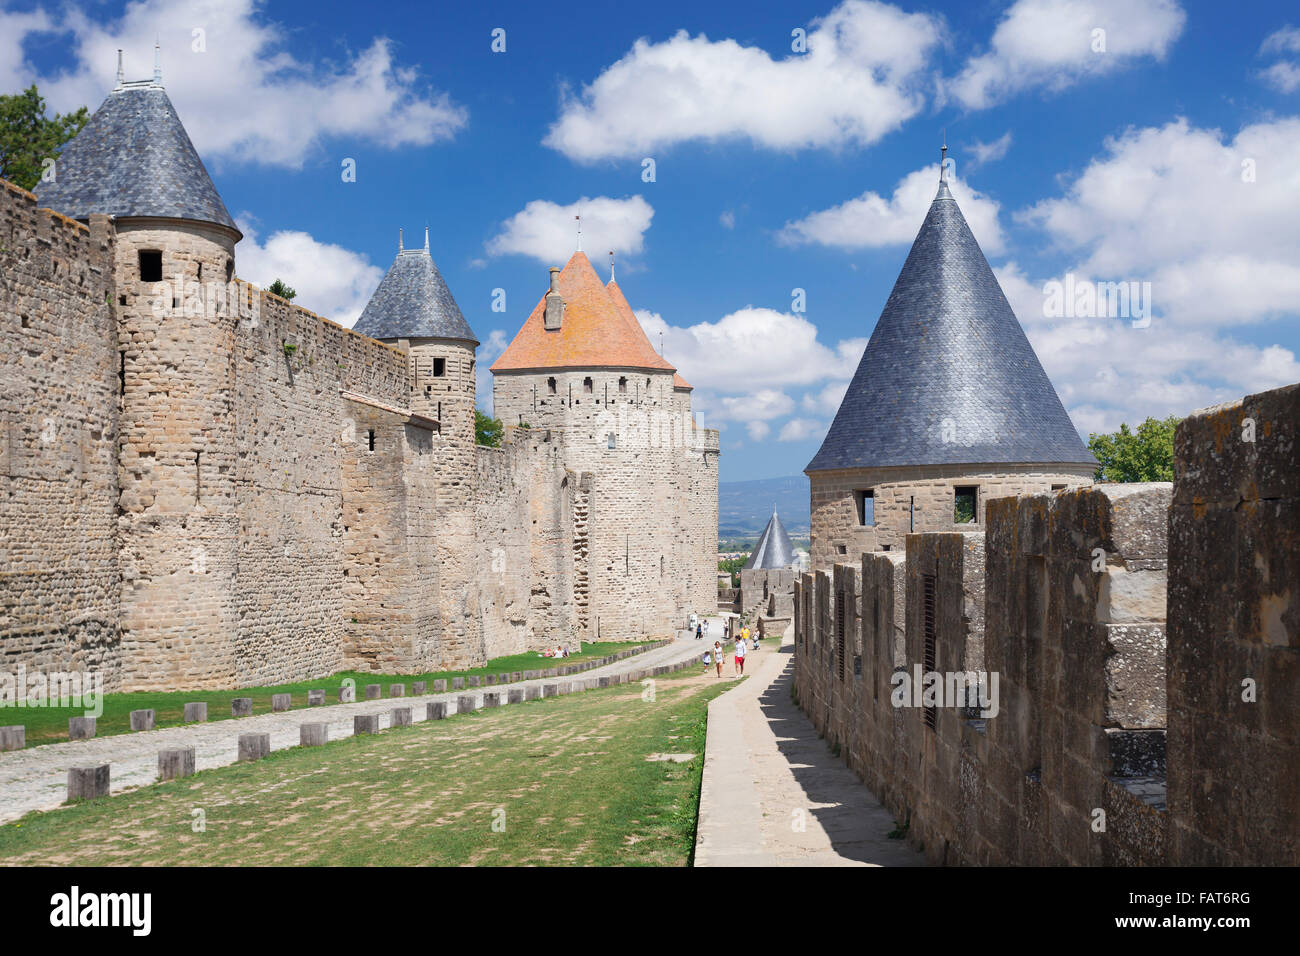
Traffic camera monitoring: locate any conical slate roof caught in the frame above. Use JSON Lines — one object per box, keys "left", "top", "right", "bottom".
{"left": 491, "top": 252, "right": 675, "bottom": 372}
{"left": 353, "top": 244, "right": 477, "bottom": 344}
{"left": 744, "top": 510, "right": 795, "bottom": 570}
{"left": 806, "top": 179, "right": 1094, "bottom": 472}
{"left": 35, "top": 82, "right": 238, "bottom": 235}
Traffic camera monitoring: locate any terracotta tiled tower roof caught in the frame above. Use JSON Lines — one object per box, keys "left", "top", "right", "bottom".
{"left": 491, "top": 252, "right": 675, "bottom": 373}
{"left": 608, "top": 275, "right": 689, "bottom": 386}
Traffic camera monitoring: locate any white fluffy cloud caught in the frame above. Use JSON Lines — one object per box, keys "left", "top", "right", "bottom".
{"left": 777, "top": 164, "right": 1006, "bottom": 253}
{"left": 967, "top": 131, "right": 1013, "bottom": 168}
{"left": 949, "top": 0, "right": 1185, "bottom": 110}
{"left": 235, "top": 219, "right": 383, "bottom": 327}
{"left": 1259, "top": 26, "right": 1300, "bottom": 93}
{"left": 544, "top": 0, "right": 943, "bottom": 162}
{"left": 485, "top": 196, "right": 653, "bottom": 265}
{"left": 777, "top": 418, "right": 826, "bottom": 442}
{"left": 1020, "top": 117, "right": 1300, "bottom": 326}
{"left": 4, "top": 0, "right": 466, "bottom": 168}
{"left": 636, "top": 307, "right": 865, "bottom": 394}
{"left": 802, "top": 380, "right": 850, "bottom": 415}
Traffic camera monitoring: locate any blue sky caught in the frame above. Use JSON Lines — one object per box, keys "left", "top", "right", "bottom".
{"left": 4, "top": 0, "right": 1298, "bottom": 482}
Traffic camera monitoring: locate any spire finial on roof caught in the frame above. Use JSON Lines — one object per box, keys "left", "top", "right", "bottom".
{"left": 608, "top": 250, "right": 615, "bottom": 282}
{"left": 940, "top": 129, "right": 948, "bottom": 184}
{"left": 153, "top": 39, "right": 162, "bottom": 86}
{"left": 115, "top": 50, "right": 124, "bottom": 89}
{"left": 398, "top": 228, "right": 403, "bottom": 252}
{"left": 424, "top": 225, "right": 429, "bottom": 251}
{"left": 575, "top": 214, "right": 582, "bottom": 252}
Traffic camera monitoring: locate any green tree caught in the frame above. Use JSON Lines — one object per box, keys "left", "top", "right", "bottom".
{"left": 1087, "top": 415, "right": 1180, "bottom": 482}
{"left": 475, "top": 409, "right": 503, "bottom": 447}
{"left": 267, "top": 279, "right": 297, "bottom": 301}
{"left": 0, "top": 86, "right": 88, "bottom": 192}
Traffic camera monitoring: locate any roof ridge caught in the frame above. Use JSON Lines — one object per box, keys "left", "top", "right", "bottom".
{"left": 352, "top": 242, "right": 477, "bottom": 343}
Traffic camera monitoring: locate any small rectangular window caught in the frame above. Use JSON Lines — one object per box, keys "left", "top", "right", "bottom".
{"left": 954, "top": 485, "right": 978, "bottom": 524}
{"left": 367, "top": 429, "right": 375, "bottom": 452}
{"left": 1051, "top": 483, "right": 1067, "bottom": 492}
{"left": 854, "top": 489, "right": 875, "bottom": 526}
{"left": 138, "top": 250, "right": 162, "bottom": 283}
{"left": 433, "top": 358, "right": 446, "bottom": 377}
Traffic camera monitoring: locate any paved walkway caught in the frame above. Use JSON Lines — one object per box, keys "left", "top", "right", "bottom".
{"left": 0, "top": 637, "right": 704, "bottom": 824}
{"left": 695, "top": 626, "right": 926, "bottom": 866}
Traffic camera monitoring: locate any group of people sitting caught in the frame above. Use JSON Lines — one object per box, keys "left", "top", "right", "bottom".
{"left": 539, "top": 645, "right": 570, "bottom": 658}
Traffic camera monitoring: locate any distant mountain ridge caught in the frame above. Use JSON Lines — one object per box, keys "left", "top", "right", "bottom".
{"left": 718, "top": 474, "right": 810, "bottom": 540}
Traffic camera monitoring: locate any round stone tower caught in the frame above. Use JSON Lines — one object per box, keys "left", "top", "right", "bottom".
{"left": 805, "top": 156, "right": 1096, "bottom": 570}
{"left": 37, "top": 49, "right": 245, "bottom": 689}
{"left": 351, "top": 228, "right": 480, "bottom": 665}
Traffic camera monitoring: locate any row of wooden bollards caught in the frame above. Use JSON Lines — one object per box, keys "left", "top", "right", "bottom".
{"left": 60, "top": 646, "right": 697, "bottom": 806}
{"left": 5, "top": 641, "right": 674, "bottom": 752}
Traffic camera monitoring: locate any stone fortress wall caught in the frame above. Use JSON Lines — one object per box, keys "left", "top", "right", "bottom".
{"left": 0, "top": 179, "right": 713, "bottom": 691}
{"left": 793, "top": 381, "right": 1299, "bottom": 865}
{"left": 493, "top": 367, "right": 720, "bottom": 642}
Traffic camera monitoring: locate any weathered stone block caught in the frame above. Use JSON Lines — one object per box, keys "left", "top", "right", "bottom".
{"left": 426, "top": 702, "right": 447, "bottom": 720}
{"left": 457, "top": 695, "right": 477, "bottom": 714}
{"left": 389, "top": 684, "right": 405, "bottom": 697}
{"left": 511, "top": 672, "right": 522, "bottom": 682}
{"left": 598, "top": 677, "right": 611, "bottom": 688}
{"left": 365, "top": 684, "right": 381, "bottom": 700}
{"left": 391, "top": 706, "right": 413, "bottom": 727}
{"left": 452, "top": 677, "right": 465, "bottom": 690}
{"left": 300, "top": 722, "right": 329, "bottom": 747}
{"left": 272, "top": 694, "right": 291, "bottom": 712}
{"left": 183, "top": 702, "right": 207, "bottom": 722}
{"left": 0, "top": 726, "right": 24, "bottom": 751}
{"left": 354, "top": 714, "right": 380, "bottom": 735}
{"left": 157, "top": 747, "right": 195, "bottom": 781}
{"left": 339, "top": 685, "right": 356, "bottom": 703}
{"left": 412, "top": 681, "right": 426, "bottom": 695}
{"left": 307, "top": 690, "right": 325, "bottom": 706}
{"left": 525, "top": 686, "right": 541, "bottom": 701}
{"left": 543, "top": 684, "right": 558, "bottom": 698}
{"left": 67, "top": 764, "right": 110, "bottom": 802}
{"left": 129, "top": 709, "right": 155, "bottom": 731}
{"left": 433, "top": 679, "right": 447, "bottom": 693}
{"left": 484, "top": 692, "right": 501, "bottom": 707}
{"left": 232, "top": 698, "right": 252, "bottom": 717}
{"left": 498, "top": 673, "right": 511, "bottom": 685}
{"left": 238, "top": 734, "right": 271, "bottom": 761}
{"left": 486, "top": 674, "right": 497, "bottom": 685}
{"left": 508, "top": 689, "right": 524, "bottom": 704}
{"left": 68, "top": 717, "right": 96, "bottom": 740}
{"left": 468, "top": 676, "right": 481, "bottom": 688}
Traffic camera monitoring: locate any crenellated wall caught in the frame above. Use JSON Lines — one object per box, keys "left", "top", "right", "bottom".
{"left": 795, "top": 383, "right": 1298, "bottom": 865}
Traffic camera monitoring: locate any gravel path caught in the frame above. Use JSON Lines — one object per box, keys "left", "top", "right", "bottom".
{"left": 694, "top": 625, "right": 927, "bottom": 867}
{"left": 0, "top": 637, "right": 704, "bottom": 824}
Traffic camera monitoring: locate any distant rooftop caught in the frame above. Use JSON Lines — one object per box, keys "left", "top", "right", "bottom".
{"left": 744, "top": 509, "right": 796, "bottom": 570}
{"left": 353, "top": 233, "right": 477, "bottom": 344}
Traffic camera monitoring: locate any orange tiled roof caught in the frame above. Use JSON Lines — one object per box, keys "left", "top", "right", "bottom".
{"left": 491, "top": 252, "right": 676, "bottom": 373}
{"left": 672, "top": 372, "right": 693, "bottom": 390}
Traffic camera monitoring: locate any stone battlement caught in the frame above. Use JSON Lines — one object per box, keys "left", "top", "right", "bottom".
{"left": 793, "top": 380, "right": 1298, "bottom": 865}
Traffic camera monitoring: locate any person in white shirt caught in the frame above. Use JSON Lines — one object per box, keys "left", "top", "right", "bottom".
{"left": 734, "top": 635, "right": 747, "bottom": 675}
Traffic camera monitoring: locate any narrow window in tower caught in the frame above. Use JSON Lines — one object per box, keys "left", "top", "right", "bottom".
{"left": 910, "top": 495, "right": 915, "bottom": 532}
{"left": 194, "top": 451, "right": 202, "bottom": 503}
{"left": 954, "top": 486, "right": 978, "bottom": 524}
{"left": 923, "top": 573, "right": 937, "bottom": 730}
{"left": 835, "top": 591, "right": 846, "bottom": 682}
{"left": 618, "top": 376, "right": 627, "bottom": 394}
{"left": 854, "top": 489, "right": 875, "bottom": 526}
{"left": 225, "top": 259, "right": 233, "bottom": 283}
{"left": 367, "top": 429, "right": 375, "bottom": 453}
{"left": 197, "top": 262, "right": 202, "bottom": 281}
{"left": 547, "top": 377, "right": 557, "bottom": 394}
{"left": 433, "top": 357, "right": 446, "bottom": 377}
{"left": 118, "top": 351, "right": 126, "bottom": 396}
{"left": 607, "top": 433, "right": 616, "bottom": 449}
{"left": 138, "top": 250, "right": 162, "bottom": 283}
{"left": 583, "top": 377, "right": 593, "bottom": 393}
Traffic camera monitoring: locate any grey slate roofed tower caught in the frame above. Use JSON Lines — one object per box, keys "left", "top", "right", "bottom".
{"left": 35, "top": 62, "right": 239, "bottom": 237}
{"left": 352, "top": 236, "right": 478, "bottom": 344}
{"left": 805, "top": 176, "right": 1094, "bottom": 473}
{"left": 744, "top": 509, "right": 796, "bottom": 570}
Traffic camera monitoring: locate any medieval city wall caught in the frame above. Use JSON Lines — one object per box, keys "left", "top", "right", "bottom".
{"left": 809, "top": 463, "right": 1095, "bottom": 570}
{"left": 794, "top": 382, "right": 1299, "bottom": 864}
{"left": 0, "top": 183, "right": 122, "bottom": 687}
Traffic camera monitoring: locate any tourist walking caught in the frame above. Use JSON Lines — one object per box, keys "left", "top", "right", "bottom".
{"left": 695, "top": 622, "right": 703, "bottom": 640}
{"left": 713, "top": 640, "right": 724, "bottom": 678}
{"left": 734, "top": 633, "right": 747, "bottom": 675}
